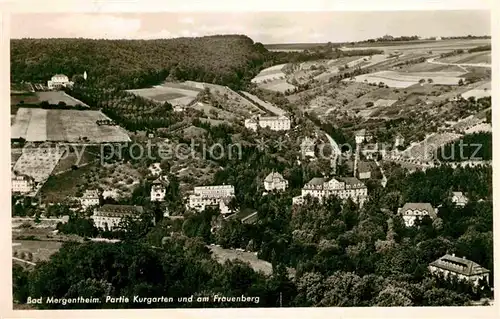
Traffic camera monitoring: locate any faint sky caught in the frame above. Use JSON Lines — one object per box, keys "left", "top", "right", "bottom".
{"left": 10, "top": 11, "right": 491, "bottom": 43}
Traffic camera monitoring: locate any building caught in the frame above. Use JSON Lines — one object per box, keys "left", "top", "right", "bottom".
{"left": 355, "top": 129, "right": 373, "bottom": 144}
{"left": 435, "top": 36, "right": 442, "bottom": 41}
{"left": 245, "top": 115, "right": 291, "bottom": 131}
{"left": 47, "top": 74, "right": 71, "bottom": 90}
{"left": 151, "top": 176, "right": 169, "bottom": 202}
{"left": 259, "top": 115, "right": 291, "bottom": 131}
{"left": 244, "top": 118, "right": 259, "bottom": 131}
{"left": 264, "top": 172, "right": 288, "bottom": 191}
{"left": 301, "top": 137, "right": 316, "bottom": 158}
{"left": 148, "top": 162, "right": 162, "bottom": 177}
{"left": 91, "top": 204, "right": 148, "bottom": 231}
{"left": 292, "top": 176, "right": 368, "bottom": 206}
{"left": 451, "top": 191, "right": 468, "bottom": 207}
{"left": 11, "top": 173, "right": 35, "bottom": 194}
{"left": 394, "top": 134, "right": 405, "bottom": 148}
{"left": 80, "top": 189, "right": 100, "bottom": 210}
{"left": 398, "top": 202, "right": 438, "bottom": 227}
{"left": 173, "top": 104, "right": 186, "bottom": 112}
{"left": 187, "top": 185, "right": 235, "bottom": 215}
{"left": 429, "top": 254, "right": 489, "bottom": 286}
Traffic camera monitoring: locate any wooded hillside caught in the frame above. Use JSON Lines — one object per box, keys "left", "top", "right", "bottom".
{"left": 11, "top": 35, "right": 268, "bottom": 90}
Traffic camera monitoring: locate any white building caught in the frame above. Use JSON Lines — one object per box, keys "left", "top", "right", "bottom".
{"left": 187, "top": 185, "right": 235, "bottom": 215}
{"left": 11, "top": 173, "right": 35, "bottom": 194}
{"left": 292, "top": 177, "right": 368, "bottom": 206}
{"left": 429, "top": 254, "right": 489, "bottom": 287}
{"left": 259, "top": 115, "right": 291, "bottom": 131}
{"left": 244, "top": 118, "right": 259, "bottom": 131}
{"left": 80, "top": 189, "right": 100, "bottom": 210}
{"left": 245, "top": 116, "right": 291, "bottom": 131}
{"left": 264, "top": 172, "right": 288, "bottom": 192}
{"left": 47, "top": 74, "right": 71, "bottom": 90}
{"left": 151, "top": 176, "right": 169, "bottom": 202}
{"left": 355, "top": 129, "right": 373, "bottom": 144}
{"left": 91, "top": 204, "right": 148, "bottom": 231}
{"left": 394, "top": 134, "right": 405, "bottom": 148}
{"left": 148, "top": 162, "right": 162, "bottom": 177}
{"left": 451, "top": 191, "right": 468, "bottom": 207}
{"left": 398, "top": 202, "right": 438, "bottom": 227}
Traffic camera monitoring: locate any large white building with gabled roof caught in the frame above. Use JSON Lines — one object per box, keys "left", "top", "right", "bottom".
{"left": 292, "top": 176, "right": 368, "bottom": 206}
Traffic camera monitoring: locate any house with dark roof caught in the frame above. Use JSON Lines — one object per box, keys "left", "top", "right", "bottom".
{"left": 429, "top": 254, "right": 490, "bottom": 286}
{"left": 263, "top": 171, "right": 288, "bottom": 192}
{"left": 91, "top": 204, "right": 149, "bottom": 231}
{"left": 451, "top": 191, "right": 468, "bottom": 207}
{"left": 151, "top": 176, "right": 170, "bottom": 202}
{"left": 398, "top": 202, "right": 438, "bottom": 227}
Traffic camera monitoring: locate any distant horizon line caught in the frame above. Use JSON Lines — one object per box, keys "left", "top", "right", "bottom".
{"left": 10, "top": 33, "right": 492, "bottom": 44}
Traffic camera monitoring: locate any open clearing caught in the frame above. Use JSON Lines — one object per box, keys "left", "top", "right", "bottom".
{"left": 11, "top": 108, "right": 131, "bottom": 143}
{"left": 346, "top": 70, "right": 465, "bottom": 88}
{"left": 12, "top": 240, "right": 62, "bottom": 262}
{"left": 461, "top": 82, "right": 491, "bottom": 100}
{"left": 208, "top": 245, "right": 273, "bottom": 275}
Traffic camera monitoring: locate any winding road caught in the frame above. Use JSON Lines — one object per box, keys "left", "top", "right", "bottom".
{"left": 427, "top": 57, "right": 491, "bottom": 69}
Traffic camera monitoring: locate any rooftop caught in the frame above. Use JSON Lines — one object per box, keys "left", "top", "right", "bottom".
{"left": 430, "top": 254, "right": 489, "bottom": 277}
{"left": 337, "top": 176, "right": 364, "bottom": 186}
{"left": 264, "top": 171, "right": 286, "bottom": 183}
{"left": 306, "top": 177, "right": 327, "bottom": 186}
{"left": 96, "top": 204, "right": 144, "bottom": 216}
{"left": 400, "top": 202, "right": 437, "bottom": 218}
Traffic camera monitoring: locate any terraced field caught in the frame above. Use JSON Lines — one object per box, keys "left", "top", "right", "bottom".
{"left": 11, "top": 108, "right": 131, "bottom": 143}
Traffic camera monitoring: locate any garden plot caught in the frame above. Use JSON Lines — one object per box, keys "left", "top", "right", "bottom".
{"left": 346, "top": 70, "right": 465, "bottom": 88}
{"left": 11, "top": 108, "right": 131, "bottom": 143}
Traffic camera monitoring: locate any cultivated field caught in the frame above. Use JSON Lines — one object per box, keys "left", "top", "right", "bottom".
{"left": 402, "top": 62, "right": 466, "bottom": 73}
{"left": 461, "top": 82, "right": 491, "bottom": 100}
{"left": 437, "top": 51, "right": 491, "bottom": 65}
{"left": 127, "top": 82, "right": 203, "bottom": 106}
{"left": 11, "top": 108, "right": 131, "bottom": 143}
{"left": 346, "top": 70, "right": 465, "bottom": 88}
{"left": 36, "top": 91, "right": 89, "bottom": 106}
{"left": 251, "top": 64, "right": 287, "bottom": 84}
{"left": 402, "top": 132, "right": 463, "bottom": 161}
{"left": 258, "top": 78, "right": 297, "bottom": 93}
{"left": 13, "top": 147, "right": 65, "bottom": 182}
{"left": 11, "top": 91, "right": 88, "bottom": 107}
{"left": 183, "top": 81, "right": 264, "bottom": 116}
{"left": 339, "top": 39, "right": 491, "bottom": 53}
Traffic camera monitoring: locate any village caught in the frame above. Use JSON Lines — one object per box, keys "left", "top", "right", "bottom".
{"left": 9, "top": 17, "right": 493, "bottom": 309}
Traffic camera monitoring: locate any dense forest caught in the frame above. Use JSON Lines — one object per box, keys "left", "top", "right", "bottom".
{"left": 437, "top": 132, "right": 492, "bottom": 162}
{"left": 11, "top": 35, "right": 268, "bottom": 90}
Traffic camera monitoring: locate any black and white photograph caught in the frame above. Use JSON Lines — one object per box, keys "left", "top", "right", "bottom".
{"left": 3, "top": 0, "right": 497, "bottom": 316}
